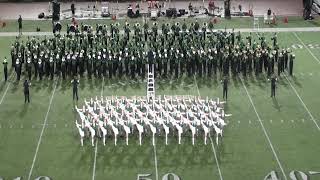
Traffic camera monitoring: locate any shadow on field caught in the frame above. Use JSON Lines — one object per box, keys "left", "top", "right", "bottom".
{"left": 11, "top": 80, "right": 19, "bottom": 93}
{"left": 291, "top": 75, "right": 302, "bottom": 88}
{"left": 243, "top": 76, "right": 250, "bottom": 87}
{"left": 46, "top": 79, "right": 54, "bottom": 94}
{"left": 278, "top": 76, "right": 289, "bottom": 87}
{"left": 272, "top": 98, "right": 281, "bottom": 111}
{"left": 232, "top": 76, "right": 240, "bottom": 88}
{"left": 19, "top": 103, "right": 28, "bottom": 117}
{"left": 308, "top": 20, "right": 320, "bottom": 27}
{"left": 0, "top": 81, "right": 6, "bottom": 92}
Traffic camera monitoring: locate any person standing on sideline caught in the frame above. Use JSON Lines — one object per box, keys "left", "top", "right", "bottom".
{"left": 268, "top": 75, "right": 277, "bottom": 98}
{"left": 18, "top": 15, "right": 22, "bottom": 36}
{"left": 24, "top": 79, "right": 31, "bottom": 103}
{"left": 289, "top": 54, "right": 295, "bottom": 76}
{"left": 71, "top": 2, "right": 75, "bottom": 17}
{"left": 71, "top": 76, "right": 79, "bottom": 101}
{"left": 3, "top": 57, "right": 8, "bottom": 82}
{"left": 221, "top": 77, "right": 229, "bottom": 101}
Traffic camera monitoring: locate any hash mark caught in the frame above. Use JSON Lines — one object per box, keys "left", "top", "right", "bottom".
{"left": 309, "top": 171, "right": 320, "bottom": 175}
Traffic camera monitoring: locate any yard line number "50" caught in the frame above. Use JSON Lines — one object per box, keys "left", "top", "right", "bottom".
{"left": 265, "top": 170, "right": 320, "bottom": 180}
{"left": 137, "top": 173, "right": 180, "bottom": 180}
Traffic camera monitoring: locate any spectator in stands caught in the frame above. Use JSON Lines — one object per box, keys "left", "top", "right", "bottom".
{"left": 272, "top": 12, "right": 277, "bottom": 25}
{"left": 71, "top": 2, "right": 75, "bottom": 16}
{"left": 189, "top": 2, "right": 193, "bottom": 11}
{"left": 267, "top": 8, "right": 272, "bottom": 24}
{"left": 238, "top": 4, "right": 242, "bottom": 12}
{"left": 189, "top": 2, "right": 193, "bottom": 16}
{"left": 18, "top": 15, "right": 22, "bottom": 36}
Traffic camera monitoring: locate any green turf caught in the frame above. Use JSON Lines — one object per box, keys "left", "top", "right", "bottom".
{"left": 0, "top": 16, "right": 319, "bottom": 33}
{"left": 1, "top": 26, "right": 320, "bottom": 180}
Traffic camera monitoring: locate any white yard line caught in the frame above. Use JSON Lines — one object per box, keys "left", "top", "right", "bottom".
{"left": 209, "top": 136, "right": 224, "bottom": 180}
{"left": 92, "top": 141, "right": 98, "bottom": 180}
{"left": 92, "top": 77, "right": 105, "bottom": 180}
{"left": 293, "top": 32, "right": 320, "bottom": 64}
{"left": 0, "top": 72, "right": 15, "bottom": 105}
{"left": 239, "top": 78, "right": 287, "bottom": 180}
{"left": 283, "top": 74, "right": 320, "bottom": 130}
{"left": 193, "top": 75, "right": 224, "bottom": 180}
{"left": 153, "top": 144, "right": 159, "bottom": 180}
{"left": 27, "top": 78, "right": 58, "bottom": 180}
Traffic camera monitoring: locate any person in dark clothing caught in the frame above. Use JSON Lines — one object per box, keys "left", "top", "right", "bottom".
{"left": 269, "top": 75, "right": 277, "bottom": 98}
{"left": 289, "top": 54, "right": 295, "bottom": 76}
{"left": 15, "top": 58, "right": 21, "bottom": 81}
{"left": 18, "top": 15, "right": 22, "bottom": 36}
{"left": 3, "top": 57, "right": 8, "bottom": 82}
{"left": 24, "top": 79, "right": 31, "bottom": 103}
{"left": 71, "top": 3, "right": 75, "bottom": 16}
{"left": 221, "top": 77, "right": 229, "bottom": 100}
{"left": 267, "top": 8, "right": 271, "bottom": 16}
{"left": 71, "top": 76, "right": 79, "bottom": 101}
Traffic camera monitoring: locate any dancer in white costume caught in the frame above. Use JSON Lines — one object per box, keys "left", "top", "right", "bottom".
{"left": 75, "top": 95, "right": 229, "bottom": 146}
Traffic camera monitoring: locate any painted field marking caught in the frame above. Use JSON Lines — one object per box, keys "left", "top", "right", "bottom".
{"left": 283, "top": 74, "right": 320, "bottom": 131}
{"left": 153, "top": 143, "right": 159, "bottom": 180}
{"left": 27, "top": 78, "right": 58, "bottom": 180}
{"left": 194, "top": 75, "right": 224, "bottom": 180}
{"left": 92, "top": 141, "right": 98, "bottom": 180}
{"left": 92, "top": 77, "right": 105, "bottom": 180}
{"left": 293, "top": 32, "right": 320, "bottom": 64}
{"left": 209, "top": 136, "right": 224, "bottom": 180}
{"left": 0, "top": 72, "right": 15, "bottom": 105}
{"left": 309, "top": 171, "right": 320, "bottom": 175}
{"left": 240, "top": 78, "right": 288, "bottom": 180}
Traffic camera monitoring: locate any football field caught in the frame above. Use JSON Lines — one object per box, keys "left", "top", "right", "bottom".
{"left": 0, "top": 29, "right": 320, "bottom": 180}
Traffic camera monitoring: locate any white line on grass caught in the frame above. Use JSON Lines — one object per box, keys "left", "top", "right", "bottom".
{"left": 293, "top": 32, "right": 320, "bottom": 64}
{"left": 283, "top": 74, "right": 320, "bottom": 130}
{"left": 27, "top": 78, "right": 58, "bottom": 180}
{"left": 153, "top": 144, "right": 159, "bottom": 180}
{"left": 92, "top": 77, "right": 105, "bottom": 180}
{"left": 193, "top": 75, "right": 224, "bottom": 180}
{"left": 209, "top": 136, "right": 224, "bottom": 180}
{"left": 0, "top": 72, "right": 15, "bottom": 105}
{"left": 239, "top": 78, "right": 287, "bottom": 180}
{"left": 92, "top": 141, "right": 98, "bottom": 180}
